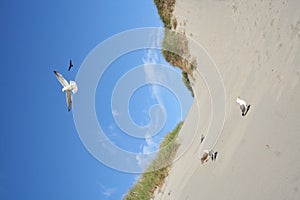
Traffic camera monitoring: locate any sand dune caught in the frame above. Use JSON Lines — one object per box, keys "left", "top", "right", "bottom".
{"left": 154, "top": 0, "right": 300, "bottom": 199}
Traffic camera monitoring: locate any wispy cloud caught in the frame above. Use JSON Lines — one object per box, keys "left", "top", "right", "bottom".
{"left": 98, "top": 182, "right": 116, "bottom": 199}
{"left": 112, "top": 109, "right": 120, "bottom": 117}
{"left": 96, "top": 124, "right": 119, "bottom": 146}
{"left": 143, "top": 133, "right": 159, "bottom": 154}
{"left": 142, "top": 30, "right": 165, "bottom": 106}
{"left": 136, "top": 31, "right": 165, "bottom": 169}
{"left": 135, "top": 131, "right": 158, "bottom": 169}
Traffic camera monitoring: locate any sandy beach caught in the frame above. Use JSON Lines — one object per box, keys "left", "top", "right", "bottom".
{"left": 154, "top": 0, "right": 300, "bottom": 199}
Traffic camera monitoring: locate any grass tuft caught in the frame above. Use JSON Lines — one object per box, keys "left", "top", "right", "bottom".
{"left": 124, "top": 122, "right": 183, "bottom": 200}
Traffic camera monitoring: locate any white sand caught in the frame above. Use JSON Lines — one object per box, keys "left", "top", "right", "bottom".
{"left": 154, "top": 0, "right": 300, "bottom": 199}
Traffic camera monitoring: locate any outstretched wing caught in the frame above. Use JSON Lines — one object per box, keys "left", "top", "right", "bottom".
{"left": 54, "top": 71, "right": 69, "bottom": 87}
{"left": 66, "top": 90, "right": 72, "bottom": 112}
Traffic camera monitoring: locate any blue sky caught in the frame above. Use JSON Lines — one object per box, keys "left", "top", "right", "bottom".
{"left": 0, "top": 1, "right": 193, "bottom": 199}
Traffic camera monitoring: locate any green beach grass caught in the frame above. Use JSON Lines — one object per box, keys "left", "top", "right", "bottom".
{"left": 124, "top": 122, "right": 183, "bottom": 200}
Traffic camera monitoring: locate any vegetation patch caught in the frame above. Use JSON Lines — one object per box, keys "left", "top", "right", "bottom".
{"left": 154, "top": 0, "right": 176, "bottom": 29}
{"left": 182, "top": 71, "right": 194, "bottom": 97}
{"left": 154, "top": 0, "right": 196, "bottom": 97}
{"left": 124, "top": 122, "right": 183, "bottom": 200}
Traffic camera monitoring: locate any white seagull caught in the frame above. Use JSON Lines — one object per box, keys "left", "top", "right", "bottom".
{"left": 236, "top": 97, "right": 249, "bottom": 116}
{"left": 54, "top": 71, "right": 78, "bottom": 111}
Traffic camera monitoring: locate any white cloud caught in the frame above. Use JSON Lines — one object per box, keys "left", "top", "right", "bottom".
{"left": 112, "top": 109, "right": 120, "bottom": 117}
{"left": 136, "top": 30, "right": 165, "bottom": 169}
{"left": 144, "top": 134, "right": 158, "bottom": 154}
{"left": 98, "top": 182, "right": 116, "bottom": 199}
{"left": 103, "top": 188, "right": 116, "bottom": 199}
{"left": 135, "top": 132, "right": 158, "bottom": 169}
{"left": 142, "top": 30, "right": 165, "bottom": 106}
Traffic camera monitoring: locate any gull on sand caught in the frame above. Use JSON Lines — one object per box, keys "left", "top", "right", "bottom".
{"left": 200, "top": 149, "right": 217, "bottom": 164}
{"left": 236, "top": 97, "right": 250, "bottom": 116}
{"left": 201, "top": 150, "right": 211, "bottom": 164}
{"left": 54, "top": 70, "right": 78, "bottom": 111}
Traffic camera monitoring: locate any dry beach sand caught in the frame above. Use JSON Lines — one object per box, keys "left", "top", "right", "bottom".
{"left": 154, "top": 0, "right": 300, "bottom": 199}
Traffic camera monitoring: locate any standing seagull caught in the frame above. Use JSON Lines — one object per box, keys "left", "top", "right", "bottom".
{"left": 68, "top": 59, "right": 73, "bottom": 71}
{"left": 54, "top": 71, "right": 78, "bottom": 111}
{"left": 236, "top": 97, "right": 250, "bottom": 116}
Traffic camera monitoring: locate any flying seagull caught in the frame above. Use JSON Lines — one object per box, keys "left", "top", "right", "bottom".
{"left": 54, "top": 71, "right": 78, "bottom": 111}
{"left": 68, "top": 60, "right": 73, "bottom": 71}
{"left": 236, "top": 97, "right": 250, "bottom": 116}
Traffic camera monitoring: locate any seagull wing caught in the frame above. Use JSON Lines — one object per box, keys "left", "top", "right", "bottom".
{"left": 66, "top": 90, "right": 72, "bottom": 112}
{"left": 54, "top": 71, "right": 69, "bottom": 87}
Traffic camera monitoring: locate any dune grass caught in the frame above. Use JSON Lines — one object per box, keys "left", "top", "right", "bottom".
{"left": 153, "top": 0, "right": 195, "bottom": 97}
{"left": 154, "top": 0, "right": 176, "bottom": 29}
{"left": 124, "top": 122, "right": 183, "bottom": 200}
